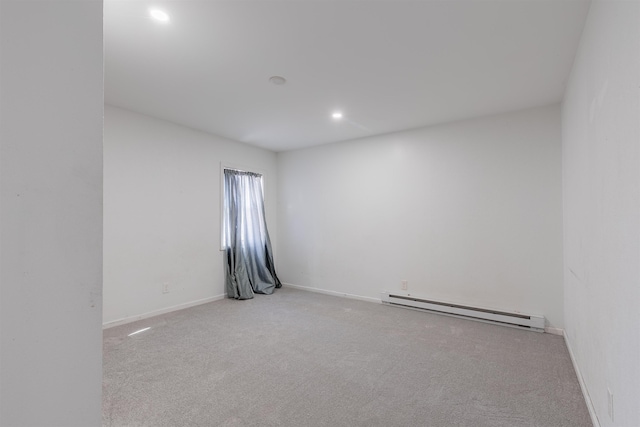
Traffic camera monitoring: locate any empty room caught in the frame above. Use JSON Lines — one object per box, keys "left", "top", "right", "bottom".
{"left": 1, "top": 0, "right": 639, "bottom": 426}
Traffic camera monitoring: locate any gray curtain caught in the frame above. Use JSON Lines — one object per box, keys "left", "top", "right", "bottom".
{"left": 223, "top": 169, "right": 281, "bottom": 300}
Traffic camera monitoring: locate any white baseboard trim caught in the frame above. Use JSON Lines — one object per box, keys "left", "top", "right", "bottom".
{"left": 544, "top": 326, "right": 564, "bottom": 336}
{"left": 103, "top": 294, "right": 227, "bottom": 329}
{"left": 282, "top": 283, "right": 381, "bottom": 304}
{"left": 564, "top": 331, "right": 600, "bottom": 427}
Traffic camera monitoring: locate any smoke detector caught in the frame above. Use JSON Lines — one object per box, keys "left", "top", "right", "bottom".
{"left": 269, "top": 76, "right": 287, "bottom": 85}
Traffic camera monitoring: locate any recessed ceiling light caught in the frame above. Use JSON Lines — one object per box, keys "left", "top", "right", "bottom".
{"left": 269, "top": 76, "right": 287, "bottom": 85}
{"left": 150, "top": 9, "right": 170, "bottom": 22}
{"left": 332, "top": 111, "right": 343, "bottom": 120}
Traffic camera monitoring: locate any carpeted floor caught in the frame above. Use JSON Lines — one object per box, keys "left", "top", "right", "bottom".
{"left": 103, "top": 286, "right": 591, "bottom": 426}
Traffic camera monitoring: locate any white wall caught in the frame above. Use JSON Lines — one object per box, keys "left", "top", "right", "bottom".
{"left": 103, "top": 106, "right": 278, "bottom": 325}
{"left": 0, "top": 1, "right": 104, "bottom": 425}
{"left": 562, "top": 1, "right": 640, "bottom": 425}
{"left": 278, "top": 105, "right": 564, "bottom": 327}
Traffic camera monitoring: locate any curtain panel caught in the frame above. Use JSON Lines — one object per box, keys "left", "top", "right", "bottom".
{"left": 223, "top": 169, "right": 281, "bottom": 299}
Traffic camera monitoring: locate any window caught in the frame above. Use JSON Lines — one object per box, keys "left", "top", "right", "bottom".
{"left": 221, "top": 167, "right": 265, "bottom": 249}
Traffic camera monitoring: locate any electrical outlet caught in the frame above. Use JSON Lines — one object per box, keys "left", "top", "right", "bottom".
{"left": 401, "top": 280, "right": 408, "bottom": 291}
{"left": 607, "top": 388, "right": 614, "bottom": 421}
{"left": 162, "top": 283, "right": 170, "bottom": 294}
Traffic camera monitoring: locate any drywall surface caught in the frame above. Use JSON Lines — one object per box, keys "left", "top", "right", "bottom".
{"left": 562, "top": 1, "right": 640, "bottom": 425}
{"left": 278, "top": 105, "right": 564, "bottom": 327}
{"left": 0, "top": 1, "right": 104, "bottom": 425}
{"left": 103, "top": 106, "right": 278, "bottom": 325}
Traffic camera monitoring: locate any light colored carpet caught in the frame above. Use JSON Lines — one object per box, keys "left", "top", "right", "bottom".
{"left": 103, "top": 286, "right": 591, "bottom": 426}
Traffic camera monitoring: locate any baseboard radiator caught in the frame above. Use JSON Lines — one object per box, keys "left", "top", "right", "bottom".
{"left": 381, "top": 292, "right": 545, "bottom": 332}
